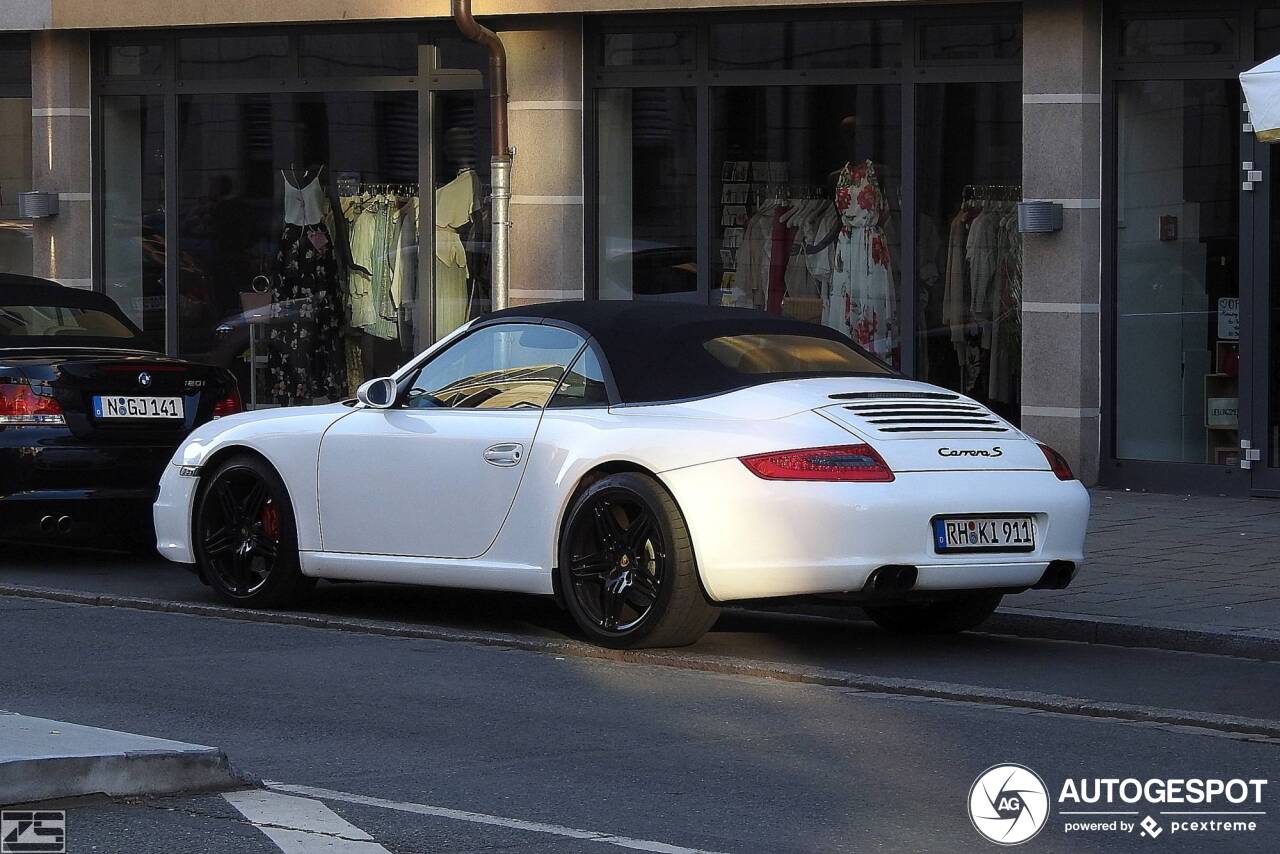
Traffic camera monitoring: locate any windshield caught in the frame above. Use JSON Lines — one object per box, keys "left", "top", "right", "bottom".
{"left": 702, "top": 333, "right": 892, "bottom": 376}
{"left": 0, "top": 304, "right": 139, "bottom": 341}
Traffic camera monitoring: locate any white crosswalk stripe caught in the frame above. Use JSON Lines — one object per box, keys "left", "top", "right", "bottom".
{"left": 265, "top": 781, "right": 733, "bottom": 854}
{"left": 223, "top": 789, "right": 393, "bottom": 853}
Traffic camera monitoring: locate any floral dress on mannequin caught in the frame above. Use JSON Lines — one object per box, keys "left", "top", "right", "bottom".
{"left": 827, "top": 159, "right": 898, "bottom": 362}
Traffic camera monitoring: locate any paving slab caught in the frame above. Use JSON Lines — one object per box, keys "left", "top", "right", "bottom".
{"left": 0, "top": 712, "right": 250, "bottom": 805}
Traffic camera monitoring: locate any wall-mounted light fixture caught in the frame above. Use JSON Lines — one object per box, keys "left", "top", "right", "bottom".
{"left": 1016, "top": 200, "right": 1063, "bottom": 234}
{"left": 17, "top": 191, "right": 59, "bottom": 219}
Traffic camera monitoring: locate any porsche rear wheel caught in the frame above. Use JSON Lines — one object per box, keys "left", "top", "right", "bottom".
{"left": 194, "top": 455, "right": 313, "bottom": 608}
{"left": 559, "top": 473, "right": 719, "bottom": 649}
{"left": 862, "top": 591, "right": 1003, "bottom": 635}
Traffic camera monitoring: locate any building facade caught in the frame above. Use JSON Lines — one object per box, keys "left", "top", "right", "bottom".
{"left": 1, "top": 0, "right": 1276, "bottom": 494}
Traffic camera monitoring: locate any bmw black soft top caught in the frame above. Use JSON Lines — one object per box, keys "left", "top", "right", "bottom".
{"left": 0, "top": 274, "right": 147, "bottom": 350}
{"left": 484, "top": 300, "right": 893, "bottom": 405}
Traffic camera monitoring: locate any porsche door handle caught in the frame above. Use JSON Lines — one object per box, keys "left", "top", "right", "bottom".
{"left": 483, "top": 443, "right": 524, "bottom": 467}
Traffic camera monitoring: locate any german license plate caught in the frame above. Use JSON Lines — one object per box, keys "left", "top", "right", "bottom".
{"left": 92, "top": 395, "right": 184, "bottom": 420}
{"left": 933, "top": 516, "right": 1035, "bottom": 552}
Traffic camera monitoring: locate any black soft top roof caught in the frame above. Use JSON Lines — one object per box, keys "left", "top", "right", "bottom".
{"left": 484, "top": 301, "right": 889, "bottom": 404}
{"left": 0, "top": 275, "right": 126, "bottom": 313}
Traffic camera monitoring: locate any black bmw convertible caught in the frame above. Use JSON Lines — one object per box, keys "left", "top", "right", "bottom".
{"left": 0, "top": 275, "right": 241, "bottom": 547}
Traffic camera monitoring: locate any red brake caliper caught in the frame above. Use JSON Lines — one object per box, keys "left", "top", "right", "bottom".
{"left": 260, "top": 500, "right": 281, "bottom": 542}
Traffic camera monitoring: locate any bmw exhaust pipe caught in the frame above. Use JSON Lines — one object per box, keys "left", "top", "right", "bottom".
{"left": 39, "top": 515, "right": 55, "bottom": 534}
{"left": 55, "top": 515, "right": 73, "bottom": 535}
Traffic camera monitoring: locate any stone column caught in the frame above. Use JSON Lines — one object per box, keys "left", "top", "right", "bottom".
{"left": 1020, "top": 0, "right": 1103, "bottom": 483}
{"left": 30, "top": 30, "right": 92, "bottom": 290}
{"left": 499, "top": 18, "right": 585, "bottom": 306}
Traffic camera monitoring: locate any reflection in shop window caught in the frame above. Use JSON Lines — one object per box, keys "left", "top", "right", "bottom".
{"left": 596, "top": 87, "right": 698, "bottom": 300}
{"left": 101, "top": 95, "right": 166, "bottom": 352}
{"left": 712, "top": 85, "right": 902, "bottom": 367}
{"left": 176, "top": 92, "right": 421, "bottom": 407}
{"left": 1115, "top": 79, "right": 1238, "bottom": 464}
{"left": 0, "top": 97, "right": 32, "bottom": 276}
{"left": 916, "top": 82, "right": 1023, "bottom": 424}
{"left": 709, "top": 19, "right": 902, "bottom": 70}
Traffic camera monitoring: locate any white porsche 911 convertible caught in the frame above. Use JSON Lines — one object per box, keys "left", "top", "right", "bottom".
{"left": 154, "top": 302, "right": 1089, "bottom": 648}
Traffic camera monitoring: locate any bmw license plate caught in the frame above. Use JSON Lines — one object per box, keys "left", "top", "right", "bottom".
{"left": 93, "top": 395, "right": 184, "bottom": 420}
{"left": 933, "top": 516, "right": 1035, "bottom": 553}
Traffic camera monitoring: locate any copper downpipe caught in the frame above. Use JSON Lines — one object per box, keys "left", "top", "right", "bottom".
{"left": 451, "top": 0, "right": 511, "bottom": 310}
{"left": 452, "top": 0, "right": 509, "bottom": 157}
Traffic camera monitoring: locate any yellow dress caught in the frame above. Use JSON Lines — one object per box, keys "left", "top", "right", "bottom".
{"left": 434, "top": 170, "right": 481, "bottom": 336}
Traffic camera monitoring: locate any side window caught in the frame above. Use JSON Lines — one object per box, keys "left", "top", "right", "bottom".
{"left": 404, "top": 323, "right": 585, "bottom": 410}
{"left": 548, "top": 345, "right": 611, "bottom": 408}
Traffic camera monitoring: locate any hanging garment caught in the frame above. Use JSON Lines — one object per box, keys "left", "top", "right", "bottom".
{"left": 730, "top": 205, "right": 776, "bottom": 308}
{"left": 344, "top": 194, "right": 407, "bottom": 342}
{"left": 268, "top": 171, "right": 346, "bottom": 404}
{"left": 435, "top": 170, "right": 481, "bottom": 335}
{"left": 828, "top": 160, "right": 897, "bottom": 360}
{"left": 766, "top": 206, "right": 795, "bottom": 315}
{"left": 988, "top": 206, "right": 1023, "bottom": 405}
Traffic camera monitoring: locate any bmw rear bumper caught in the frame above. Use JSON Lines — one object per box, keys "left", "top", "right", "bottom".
{"left": 659, "top": 462, "right": 1090, "bottom": 603}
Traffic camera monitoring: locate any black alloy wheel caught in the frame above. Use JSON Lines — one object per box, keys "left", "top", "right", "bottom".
{"left": 195, "top": 455, "right": 312, "bottom": 608}
{"left": 559, "top": 473, "right": 719, "bottom": 649}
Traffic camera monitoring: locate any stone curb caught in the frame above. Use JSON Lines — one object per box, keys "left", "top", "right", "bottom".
{"left": 2, "top": 585, "right": 1277, "bottom": 742}
{"left": 0, "top": 713, "right": 254, "bottom": 807}
{"left": 750, "top": 602, "right": 1280, "bottom": 663}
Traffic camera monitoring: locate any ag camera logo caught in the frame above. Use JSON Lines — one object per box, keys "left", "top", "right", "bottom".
{"left": 969, "top": 764, "right": 1050, "bottom": 845}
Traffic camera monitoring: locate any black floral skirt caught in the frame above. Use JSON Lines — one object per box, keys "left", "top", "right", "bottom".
{"left": 268, "top": 223, "right": 346, "bottom": 403}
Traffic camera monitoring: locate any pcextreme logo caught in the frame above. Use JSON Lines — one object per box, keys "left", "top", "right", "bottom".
{"left": 939, "top": 447, "right": 1003, "bottom": 458}
{"left": 968, "top": 766, "right": 1270, "bottom": 845}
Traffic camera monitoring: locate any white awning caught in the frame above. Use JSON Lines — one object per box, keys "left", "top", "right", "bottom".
{"left": 1241, "top": 54, "right": 1280, "bottom": 142}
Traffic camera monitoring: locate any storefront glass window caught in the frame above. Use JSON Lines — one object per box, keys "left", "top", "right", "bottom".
{"left": 915, "top": 82, "right": 1022, "bottom": 423}
{"left": 709, "top": 20, "right": 903, "bottom": 70}
{"left": 103, "top": 42, "right": 165, "bottom": 78}
{"left": 177, "top": 36, "right": 291, "bottom": 79}
{"left": 711, "top": 85, "right": 902, "bottom": 367}
{"left": 175, "top": 91, "right": 419, "bottom": 406}
{"left": 1114, "top": 79, "right": 1238, "bottom": 463}
{"left": 0, "top": 36, "right": 31, "bottom": 278}
{"left": 300, "top": 32, "right": 418, "bottom": 77}
{"left": 596, "top": 87, "right": 698, "bottom": 300}
{"left": 1120, "top": 18, "right": 1236, "bottom": 60}
{"left": 101, "top": 95, "right": 166, "bottom": 351}
{"left": 918, "top": 20, "right": 1022, "bottom": 62}
{"left": 600, "top": 31, "right": 694, "bottom": 68}
{"left": 432, "top": 90, "right": 493, "bottom": 339}
{"left": 0, "top": 97, "right": 32, "bottom": 276}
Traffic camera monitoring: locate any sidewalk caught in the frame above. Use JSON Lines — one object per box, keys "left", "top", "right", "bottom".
{"left": 1004, "top": 489, "right": 1280, "bottom": 649}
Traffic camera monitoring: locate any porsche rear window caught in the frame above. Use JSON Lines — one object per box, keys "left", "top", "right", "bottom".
{"left": 0, "top": 304, "right": 137, "bottom": 339}
{"left": 702, "top": 334, "right": 890, "bottom": 376}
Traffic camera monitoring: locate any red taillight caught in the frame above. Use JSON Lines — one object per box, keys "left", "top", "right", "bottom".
{"left": 740, "top": 444, "right": 895, "bottom": 482}
{"left": 0, "top": 381, "right": 65, "bottom": 426}
{"left": 1039, "top": 443, "right": 1075, "bottom": 481}
{"left": 211, "top": 386, "right": 244, "bottom": 419}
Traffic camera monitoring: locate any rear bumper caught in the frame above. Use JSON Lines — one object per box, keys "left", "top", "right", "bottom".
{"left": 0, "top": 434, "right": 176, "bottom": 542}
{"left": 660, "top": 461, "right": 1090, "bottom": 603}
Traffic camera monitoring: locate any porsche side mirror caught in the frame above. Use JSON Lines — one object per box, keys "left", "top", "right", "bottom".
{"left": 356, "top": 377, "right": 398, "bottom": 409}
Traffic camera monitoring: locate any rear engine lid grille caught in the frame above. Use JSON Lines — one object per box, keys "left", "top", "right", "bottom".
{"left": 830, "top": 395, "right": 1012, "bottom": 437}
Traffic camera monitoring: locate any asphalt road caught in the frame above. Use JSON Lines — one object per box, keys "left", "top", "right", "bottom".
{"left": 2, "top": 549, "right": 1279, "bottom": 853}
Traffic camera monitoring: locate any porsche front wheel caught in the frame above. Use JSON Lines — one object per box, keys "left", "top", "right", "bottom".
{"left": 194, "top": 455, "right": 313, "bottom": 608}
{"left": 559, "top": 473, "right": 719, "bottom": 649}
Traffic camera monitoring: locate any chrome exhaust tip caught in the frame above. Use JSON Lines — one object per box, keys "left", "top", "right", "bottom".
{"left": 39, "top": 515, "right": 55, "bottom": 534}
{"left": 55, "top": 515, "right": 73, "bottom": 535}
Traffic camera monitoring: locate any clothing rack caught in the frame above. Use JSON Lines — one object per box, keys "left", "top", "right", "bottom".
{"left": 339, "top": 181, "right": 420, "bottom": 197}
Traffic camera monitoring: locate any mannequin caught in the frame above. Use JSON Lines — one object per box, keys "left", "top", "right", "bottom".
{"left": 826, "top": 115, "right": 898, "bottom": 362}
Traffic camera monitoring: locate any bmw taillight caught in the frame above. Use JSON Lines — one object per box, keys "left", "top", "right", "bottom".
{"left": 211, "top": 386, "right": 244, "bottom": 419}
{"left": 0, "top": 381, "right": 66, "bottom": 426}
{"left": 740, "top": 444, "right": 894, "bottom": 482}
{"left": 1039, "top": 443, "right": 1075, "bottom": 481}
